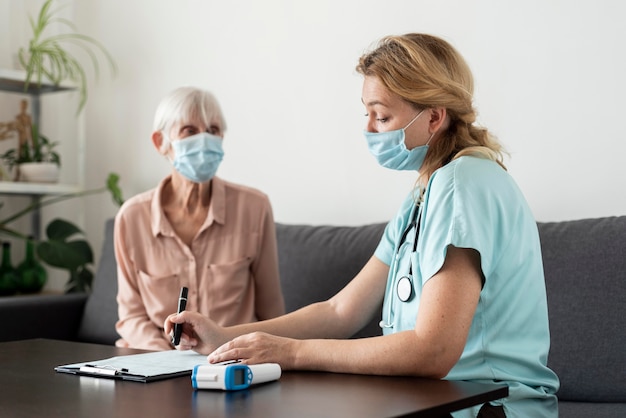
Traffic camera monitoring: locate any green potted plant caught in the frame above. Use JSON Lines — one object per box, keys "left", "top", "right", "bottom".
{"left": 19, "top": 0, "right": 117, "bottom": 114}
{"left": 0, "top": 173, "right": 124, "bottom": 292}
{"left": 0, "top": 123, "right": 61, "bottom": 183}
{"left": 2, "top": 0, "right": 117, "bottom": 182}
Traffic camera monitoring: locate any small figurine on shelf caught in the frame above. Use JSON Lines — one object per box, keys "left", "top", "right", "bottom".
{"left": 14, "top": 99, "right": 32, "bottom": 157}
{"left": 16, "top": 236, "right": 47, "bottom": 293}
{"left": 0, "top": 241, "right": 19, "bottom": 296}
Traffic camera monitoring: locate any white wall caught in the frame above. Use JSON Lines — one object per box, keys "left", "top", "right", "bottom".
{"left": 1, "top": 0, "right": 625, "bottom": 291}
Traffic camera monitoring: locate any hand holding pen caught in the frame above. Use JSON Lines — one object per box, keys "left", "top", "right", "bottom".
{"left": 172, "top": 286, "right": 188, "bottom": 346}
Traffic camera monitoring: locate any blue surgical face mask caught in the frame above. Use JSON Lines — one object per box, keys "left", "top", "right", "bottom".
{"left": 168, "top": 132, "right": 224, "bottom": 183}
{"left": 364, "top": 110, "right": 433, "bottom": 171}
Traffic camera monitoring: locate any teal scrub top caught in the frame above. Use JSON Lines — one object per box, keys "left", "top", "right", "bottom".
{"left": 374, "top": 156, "right": 559, "bottom": 418}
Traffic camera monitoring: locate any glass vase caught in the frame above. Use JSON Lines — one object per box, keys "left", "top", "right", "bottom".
{"left": 16, "top": 237, "right": 47, "bottom": 293}
{"left": 0, "top": 242, "right": 19, "bottom": 296}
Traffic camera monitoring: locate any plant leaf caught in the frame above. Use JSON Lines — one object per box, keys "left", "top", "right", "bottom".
{"left": 45, "top": 218, "right": 84, "bottom": 241}
{"left": 36, "top": 239, "right": 93, "bottom": 270}
{"left": 65, "top": 266, "right": 93, "bottom": 293}
{"left": 106, "top": 173, "right": 124, "bottom": 206}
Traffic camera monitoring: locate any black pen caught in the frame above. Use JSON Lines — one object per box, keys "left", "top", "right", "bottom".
{"left": 172, "top": 286, "right": 188, "bottom": 346}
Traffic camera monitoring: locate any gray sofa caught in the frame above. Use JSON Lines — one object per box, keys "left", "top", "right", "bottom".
{"left": 0, "top": 216, "right": 624, "bottom": 417}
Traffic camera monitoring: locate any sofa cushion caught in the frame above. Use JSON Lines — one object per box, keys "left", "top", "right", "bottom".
{"left": 558, "top": 401, "right": 626, "bottom": 418}
{"left": 275, "top": 222, "right": 387, "bottom": 338}
{"left": 77, "top": 218, "right": 120, "bottom": 344}
{"left": 538, "top": 216, "right": 626, "bottom": 402}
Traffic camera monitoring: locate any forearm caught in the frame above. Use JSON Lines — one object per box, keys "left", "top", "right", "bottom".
{"left": 116, "top": 277, "right": 171, "bottom": 350}
{"left": 292, "top": 249, "right": 483, "bottom": 378}
{"left": 225, "top": 300, "right": 354, "bottom": 342}
{"left": 292, "top": 331, "right": 450, "bottom": 378}
{"left": 117, "top": 317, "right": 173, "bottom": 351}
{"left": 230, "top": 258, "right": 389, "bottom": 341}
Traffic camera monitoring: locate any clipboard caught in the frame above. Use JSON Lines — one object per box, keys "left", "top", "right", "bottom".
{"left": 55, "top": 349, "right": 208, "bottom": 383}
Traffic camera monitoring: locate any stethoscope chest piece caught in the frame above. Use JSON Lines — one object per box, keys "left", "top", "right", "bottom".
{"left": 396, "top": 275, "right": 413, "bottom": 302}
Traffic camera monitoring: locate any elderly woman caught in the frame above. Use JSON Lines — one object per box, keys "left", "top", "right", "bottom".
{"left": 115, "top": 86, "right": 285, "bottom": 350}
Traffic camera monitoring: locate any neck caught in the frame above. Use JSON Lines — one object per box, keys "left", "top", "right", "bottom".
{"left": 167, "top": 172, "right": 212, "bottom": 210}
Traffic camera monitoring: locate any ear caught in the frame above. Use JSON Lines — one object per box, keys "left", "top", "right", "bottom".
{"left": 427, "top": 107, "right": 448, "bottom": 134}
{"left": 152, "top": 131, "right": 167, "bottom": 154}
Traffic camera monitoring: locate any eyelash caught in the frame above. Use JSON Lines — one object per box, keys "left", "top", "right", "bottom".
{"left": 364, "top": 113, "right": 388, "bottom": 123}
{"left": 182, "top": 126, "right": 220, "bottom": 135}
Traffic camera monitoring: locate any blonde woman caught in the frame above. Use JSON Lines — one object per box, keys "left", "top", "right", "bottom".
{"left": 165, "top": 36, "right": 559, "bottom": 417}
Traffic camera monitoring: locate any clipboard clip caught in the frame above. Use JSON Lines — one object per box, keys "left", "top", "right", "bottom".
{"left": 79, "top": 364, "right": 129, "bottom": 376}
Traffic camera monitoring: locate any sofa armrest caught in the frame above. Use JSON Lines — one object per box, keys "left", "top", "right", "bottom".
{"left": 0, "top": 293, "right": 88, "bottom": 342}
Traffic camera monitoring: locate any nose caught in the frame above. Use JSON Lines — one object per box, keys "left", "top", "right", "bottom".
{"left": 365, "top": 117, "right": 377, "bottom": 133}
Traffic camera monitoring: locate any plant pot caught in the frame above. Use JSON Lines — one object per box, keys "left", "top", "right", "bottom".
{"left": 18, "top": 162, "right": 60, "bottom": 183}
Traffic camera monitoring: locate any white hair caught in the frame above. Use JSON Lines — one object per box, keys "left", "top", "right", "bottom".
{"left": 153, "top": 86, "right": 227, "bottom": 151}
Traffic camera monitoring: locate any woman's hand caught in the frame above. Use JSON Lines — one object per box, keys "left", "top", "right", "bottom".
{"left": 208, "top": 332, "right": 298, "bottom": 369}
{"left": 164, "top": 311, "right": 225, "bottom": 354}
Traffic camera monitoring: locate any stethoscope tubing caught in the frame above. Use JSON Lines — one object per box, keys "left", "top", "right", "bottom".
{"left": 381, "top": 202, "right": 422, "bottom": 329}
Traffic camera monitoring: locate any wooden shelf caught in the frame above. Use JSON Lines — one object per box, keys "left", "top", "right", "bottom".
{"left": 0, "top": 181, "right": 82, "bottom": 196}
{"left": 0, "top": 69, "right": 75, "bottom": 95}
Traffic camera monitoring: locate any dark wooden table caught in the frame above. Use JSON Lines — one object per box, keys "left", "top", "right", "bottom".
{"left": 0, "top": 339, "right": 507, "bottom": 417}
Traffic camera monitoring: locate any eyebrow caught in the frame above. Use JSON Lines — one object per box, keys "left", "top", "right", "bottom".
{"left": 361, "top": 98, "right": 389, "bottom": 107}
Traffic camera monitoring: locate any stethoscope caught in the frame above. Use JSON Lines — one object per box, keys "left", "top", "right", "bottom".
{"left": 379, "top": 202, "right": 422, "bottom": 329}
